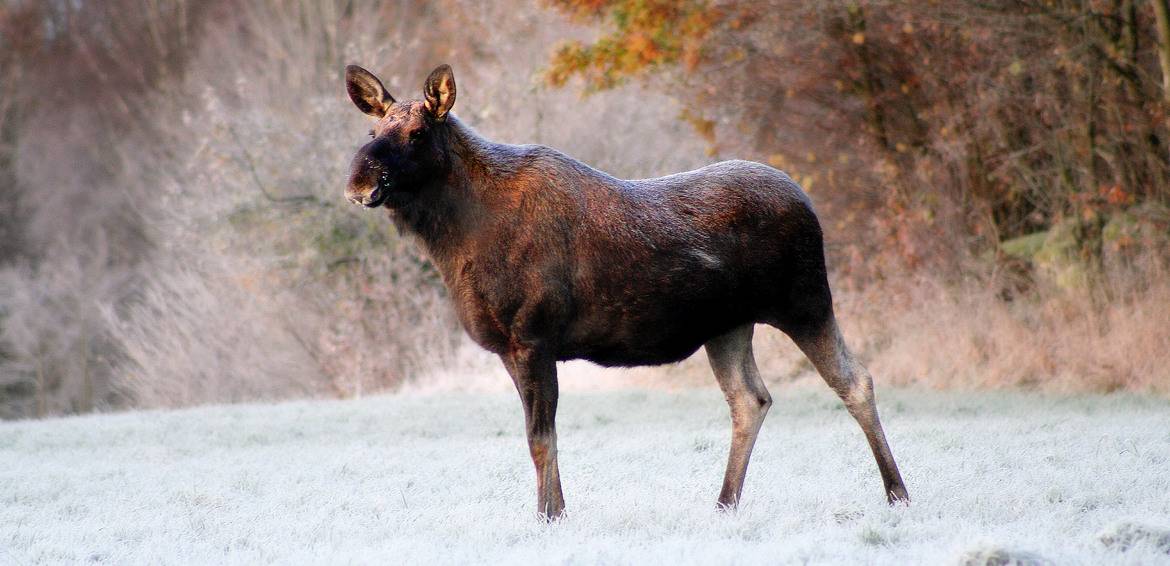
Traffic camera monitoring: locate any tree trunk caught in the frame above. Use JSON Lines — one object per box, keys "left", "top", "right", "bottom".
{"left": 847, "top": 4, "right": 891, "bottom": 153}
{"left": 1151, "top": 0, "right": 1170, "bottom": 106}
{"left": 81, "top": 331, "right": 93, "bottom": 413}
{"left": 35, "top": 354, "right": 45, "bottom": 418}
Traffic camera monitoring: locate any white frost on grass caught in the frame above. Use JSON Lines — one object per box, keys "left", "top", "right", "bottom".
{"left": 2, "top": 384, "right": 1170, "bottom": 565}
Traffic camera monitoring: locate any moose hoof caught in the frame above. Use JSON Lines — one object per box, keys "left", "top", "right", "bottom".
{"left": 887, "top": 486, "right": 910, "bottom": 505}
{"left": 716, "top": 494, "right": 740, "bottom": 512}
{"left": 537, "top": 508, "right": 565, "bottom": 523}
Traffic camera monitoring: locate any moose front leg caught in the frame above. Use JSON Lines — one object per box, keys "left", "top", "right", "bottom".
{"left": 502, "top": 348, "right": 565, "bottom": 520}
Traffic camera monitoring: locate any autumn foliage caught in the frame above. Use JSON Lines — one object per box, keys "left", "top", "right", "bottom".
{"left": 544, "top": 0, "right": 719, "bottom": 89}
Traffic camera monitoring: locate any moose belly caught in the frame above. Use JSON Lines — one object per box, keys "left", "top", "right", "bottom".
{"left": 558, "top": 282, "right": 755, "bottom": 367}
{"left": 567, "top": 335, "right": 716, "bottom": 367}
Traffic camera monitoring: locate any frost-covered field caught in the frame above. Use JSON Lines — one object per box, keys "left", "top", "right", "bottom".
{"left": 3, "top": 384, "right": 1170, "bottom": 565}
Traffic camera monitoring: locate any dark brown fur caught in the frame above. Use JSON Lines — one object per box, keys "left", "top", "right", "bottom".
{"left": 344, "top": 64, "right": 908, "bottom": 519}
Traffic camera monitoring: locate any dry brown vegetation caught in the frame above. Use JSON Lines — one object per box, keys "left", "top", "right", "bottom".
{"left": 0, "top": 0, "right": 1167, "bottom": 419}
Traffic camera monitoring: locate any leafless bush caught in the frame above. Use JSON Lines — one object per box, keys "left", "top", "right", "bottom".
{"left": 0, "top": 0, "right": 205, "bottom": 416}
{"left": 106, "top": 255, "right": 327, "bottom": 407}
{"left": 0, "top": 248, "right": 134, "bottom": 418}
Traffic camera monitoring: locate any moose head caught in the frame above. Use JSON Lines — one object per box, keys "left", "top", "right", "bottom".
{"left": 343, "top": 64, "right": 457, "bottom": 208}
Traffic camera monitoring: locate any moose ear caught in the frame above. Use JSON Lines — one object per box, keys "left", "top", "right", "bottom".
{"left": 423, "top": 64, "right": 456, "bottom": 121}
{"left": 345, "top": 64, "right": 394, "bottom": 118}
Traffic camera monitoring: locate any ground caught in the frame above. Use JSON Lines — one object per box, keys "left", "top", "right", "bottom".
{"left": 2, "top": 383, "right": 1170, "bottom": 565}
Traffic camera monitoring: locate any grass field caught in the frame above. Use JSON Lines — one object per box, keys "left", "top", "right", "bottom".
{"left": 3, "top": 382, "right": 1170, "bottom": 565}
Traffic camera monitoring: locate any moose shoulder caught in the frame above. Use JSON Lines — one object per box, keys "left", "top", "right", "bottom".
{"left": 344, "top": 63, "right": 908, "bottom": 519}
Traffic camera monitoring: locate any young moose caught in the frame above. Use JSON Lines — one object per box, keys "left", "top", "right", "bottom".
{"left": 344, "top": 64, "right": 909, "bottom": 518}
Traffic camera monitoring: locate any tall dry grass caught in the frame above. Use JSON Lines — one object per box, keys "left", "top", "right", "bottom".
{"left": 845, "top": 262, "right": 1170, "bottom": 395}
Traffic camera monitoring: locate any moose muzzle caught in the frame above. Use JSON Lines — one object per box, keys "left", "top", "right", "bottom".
{"left": 346, "top": 182, "right": 382, "bottom": 207}
{"left": 345, "top": 153, "right": 389, "bottom": 207}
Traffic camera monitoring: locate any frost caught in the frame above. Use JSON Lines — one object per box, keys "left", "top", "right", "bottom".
{"left": 2, "top": 386, "right": 1169, "bottom": 564}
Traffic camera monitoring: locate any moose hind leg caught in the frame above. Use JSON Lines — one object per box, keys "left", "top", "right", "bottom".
{"left": 790, "top": 317, "right": 909, "bottom": 503}
{"left": 705, "top": 324, "right": 772, "bottom": 509}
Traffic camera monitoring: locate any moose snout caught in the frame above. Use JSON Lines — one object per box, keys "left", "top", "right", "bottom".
{"left": 346, "top": 146, "right": 394, "bottom": 207}
{"left": 345, "top": 179, "right": 378, "bottom": 207}
{"left": 346, "top": 182, "right": 381, "bottom": 207}
{"left": 345, "top": 162, "right": 388, "bottom": 207}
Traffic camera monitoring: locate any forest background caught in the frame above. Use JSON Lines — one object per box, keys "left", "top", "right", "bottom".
{"left": 1, "top": 0, "right": 1168, "bottom": 419}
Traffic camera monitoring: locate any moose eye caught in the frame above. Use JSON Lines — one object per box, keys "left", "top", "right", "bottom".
{"left": 367, "top": 129, "right": 375, "bottom": 139}
{"left": 409, "top": 129, "right": 424, "bottom": 142}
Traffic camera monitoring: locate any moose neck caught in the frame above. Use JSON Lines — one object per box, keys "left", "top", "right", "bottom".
{"left": 389, "top": 115, "right": 500, "bottom": 269}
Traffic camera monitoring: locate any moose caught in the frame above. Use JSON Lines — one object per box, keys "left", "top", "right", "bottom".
{"left": 343, "top": 63, "right": 909, "bottom": 519}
